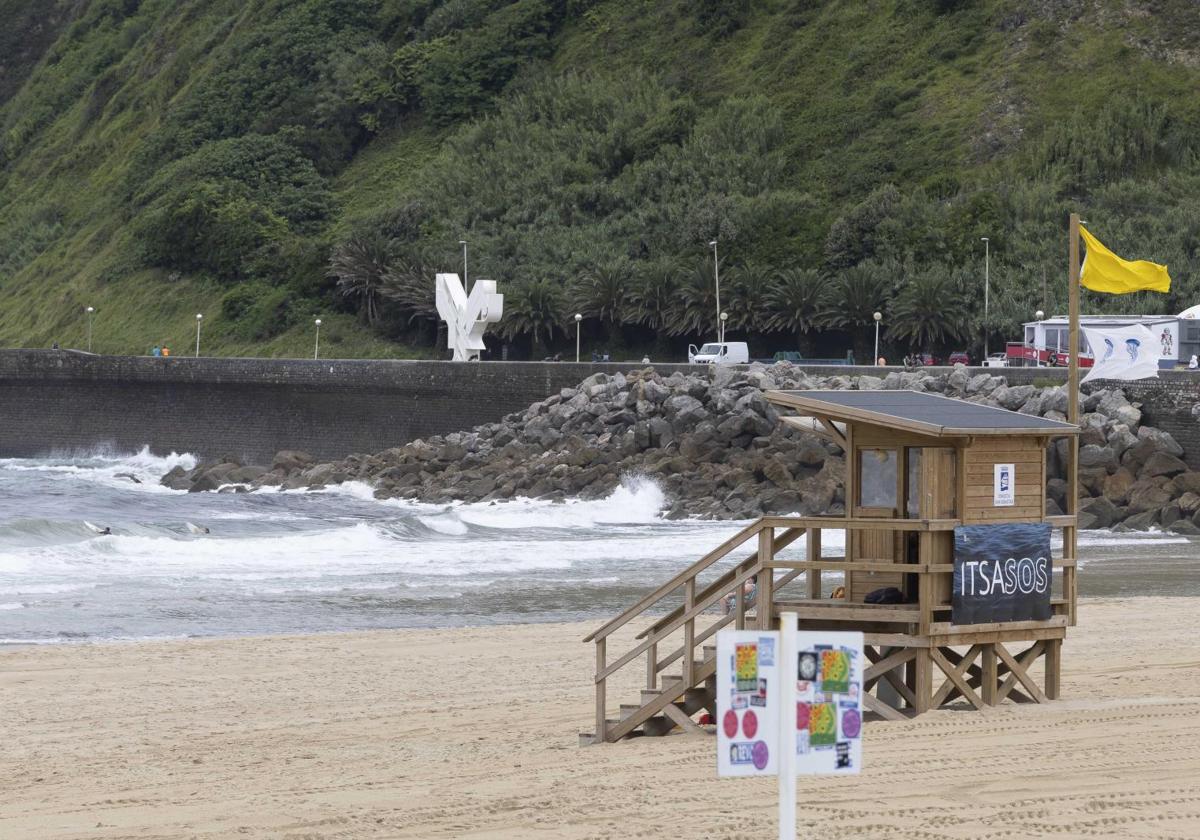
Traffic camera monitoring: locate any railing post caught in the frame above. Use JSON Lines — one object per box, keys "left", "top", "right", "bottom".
{"left": 646, "top": 641, "right": 657, "bottom": 689}
{"left": 734, "top": 567, "right": 747, "bottom": 630}
{"left": 806, "top": 527, "right": 822, "bottom": 599}
{"left": 917, "top": 532, "right": 933, "bottom": 636}
{"left": 683, "top": 578, "right": 696, "bottom": 685}
{"left": 756, "top": 527, "right": 774, "bottom": 630}
{"left": 595, "top": 638, "right": 607, "bottom": 743}
{"left": 1064, "top": 525, "right": 1077, "bottom": 626}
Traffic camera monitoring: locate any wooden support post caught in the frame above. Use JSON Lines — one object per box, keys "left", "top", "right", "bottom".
{"left": 911, "top": 649, "right": 932, "bottom": 714}
{"left": 917, "top": 533, "right": 933, "bottom": 636}
{"left": 981, "top": 643, "right": 998, "bottom": 706}
{"left": 595, "top": 638, "right": 607, "bottom": 743}
{"left": 646, "top": 641, "right": 657, "bottom": 690}
{"left": 806, "top": 528, "right": 822, "bottom": 599}
{"left": 734, "top": 572, "right": 746, "bottom": 630}
{"left": 1045, "top": 637, "right": 1061, "bottom": 700}
{"left": 683, "top": 578, "right": 695, "bottom": 685}
{"left": 756, "top": 527, "right": 774, "bottom": 630}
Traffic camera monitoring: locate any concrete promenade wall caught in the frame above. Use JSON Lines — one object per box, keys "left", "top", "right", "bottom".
{"left": 1, "top": 351, "right": 1196, "bottom": 465}
{"left": 0, "top": 350, "right": 701, "bottom": 463}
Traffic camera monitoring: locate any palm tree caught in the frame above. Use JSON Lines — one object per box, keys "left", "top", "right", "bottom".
{"left": 763, "top": 267, "right": 830, "bottom": 352}
{"left": 571, "top": 258, "right": 630, "bottom": 350}
{"left": 723, "top": 261, "right": 771, "bottom": 333}
{"left": 327, "top": 233, "right": 395, "bottom": 325}
{"left": 381, "top": 258, "right": 437, "bottom": 323}
{"left": 667, "top": 257, "right": 719, "bottom": 338}
{"left": 887, "top": 267, "right": 970, "bottom": 354}
{"left": 825, "top": 263, "right": 892, "bottom": 362}
{"left": 501, "top": 277, "right": 565, "bottom": 357}
{"left": 627, "top": 257, "right": 680, "bottom": 357}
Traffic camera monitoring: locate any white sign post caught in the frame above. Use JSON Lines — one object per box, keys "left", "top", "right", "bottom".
{"left": 717, "top": 614, "right": 864, "bottom": 839}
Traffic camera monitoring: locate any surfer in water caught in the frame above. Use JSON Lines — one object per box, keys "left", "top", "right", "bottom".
{"left": 84, "top": 522, "right": 112, "bottom": 536}
{"left": 186, "top": 522, "right": 210, "bottom": 535}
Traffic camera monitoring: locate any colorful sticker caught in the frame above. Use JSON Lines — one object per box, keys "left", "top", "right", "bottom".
{"left": 796, "top": 702, "right": 810, "bottom": 730}
{"left": 751, "top": 740, "right": 769, "bottom": 770}
{"left": 809, "top": 702, "right": 837, "bottom": 747}
{"left": 841, "top": 708, "right": 862, "bottom": 739}
{"left": 723, "top": 709, "right": 739, "bottom": 739}
{"left": 742, "top": 709, "right": 758, "bottom": 739}
{"left": 820, "top": 649, "right": 851, "bottom": 695}
{"left": 735, "top": 643, "right": 758, "bottom": 692}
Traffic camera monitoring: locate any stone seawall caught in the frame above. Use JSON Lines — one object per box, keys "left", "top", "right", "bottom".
{"left": 1, "top": 351, "right": 1196, "bottom": 465}
{"left": 0, "top": 351, "right": 700, "bottom": 463}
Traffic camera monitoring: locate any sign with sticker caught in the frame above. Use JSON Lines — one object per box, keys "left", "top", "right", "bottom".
{"left": 717, "top": 630, "right": 780, "bottom": 777}
{"left": 794, "top": 631, "right": 863, "bottom": 775}
{"left": 953, "top": 524, "right": 1052, "bottom": 624}
{"left": 993, "top": 463, "right": 1015, "bottom": 506}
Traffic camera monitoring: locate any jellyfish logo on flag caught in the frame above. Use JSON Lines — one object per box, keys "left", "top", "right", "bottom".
{"left": 1101, "top": 338, "right": 1114, "bottom": 363}
{"left": 1125, "top": 338, "right": 1141, "bottom": 362}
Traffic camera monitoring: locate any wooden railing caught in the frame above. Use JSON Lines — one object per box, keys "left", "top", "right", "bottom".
{"left": 584, "top": 513, "right": 1079, "bottom": 742}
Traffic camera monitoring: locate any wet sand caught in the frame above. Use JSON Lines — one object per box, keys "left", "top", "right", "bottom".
{"left": 3, "top": 597, "right": 1200, "bottom": 839}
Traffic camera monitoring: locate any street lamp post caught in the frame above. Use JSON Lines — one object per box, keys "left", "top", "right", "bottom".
{"left": 459, "top": 239, "right": 468, "bottom": 295}
{"left": 194, "top": 313, "right": 203, "bottom": 357}
{"left": 981, "top": 237, "right": 990, "bottom": 358}
{"left": 708, "top": 239, "right": 720, "bottom": 341}
{"left": 314, "top": 319, "right": 322, "bottom": 360}
{"left": 85, "top": 306, "right": 95, "bottom": 352}
{"left": 873, "top": 311, "right": 882, "bottom": 365}
{"left": 1035, "top": 310, "right": 1045, "bottom": 367}
{"left": 720, "top": 311, "right": 728, "bottom": 344}
{"left": 574, "top": 313, "right": 582, "bottom": 362}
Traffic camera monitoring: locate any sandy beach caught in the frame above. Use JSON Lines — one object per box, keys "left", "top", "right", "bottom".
{"left": 4, "top": 597, "right": 1200, "bottom": 839}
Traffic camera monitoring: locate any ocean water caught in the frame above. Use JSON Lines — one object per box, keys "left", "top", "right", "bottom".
{"left": 0, "top": 449, "right": 1197, "bottom": 644}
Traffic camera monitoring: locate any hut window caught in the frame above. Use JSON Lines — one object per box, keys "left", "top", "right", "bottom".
{"left": 858, "top": 448, "right": 897, "bottom": 508}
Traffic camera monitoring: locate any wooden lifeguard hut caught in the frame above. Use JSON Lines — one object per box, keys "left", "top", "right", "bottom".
{"left": 584, "top": 389, "right": 1079, "bottom": 743}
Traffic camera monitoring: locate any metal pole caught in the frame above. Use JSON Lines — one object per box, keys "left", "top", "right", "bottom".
{"left": 874, "top": 321, "right": 879, "bottom": 364}
{"left": 195, "top": 314, "right": 202, "bottom": 357}
{"left": 1067, "top": 213, "right": 1080, "bottom": 562}
{"left": 982, "top": 237, "right": 990, "bottom": 358}
{"left": 777, "top": 611, "right": 798, "bottom": 840}
{"left": 711, "top": 241, "right": 720, "bottom": 341}
{"left": 87, "top": 310, "right": 93, "bottom": 353}
{"left": 460, "top": 240, "right": 469, "bottom": 295}
{"left": 314, "top": 319, "right": 322, "bottom": 360}
{"left": 575, "top": 314, "right": 581, "bottom": 363}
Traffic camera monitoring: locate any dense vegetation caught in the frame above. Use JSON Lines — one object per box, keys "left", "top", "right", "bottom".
{"left": 2, "top": 0, "right": 1200, "bottom": 360}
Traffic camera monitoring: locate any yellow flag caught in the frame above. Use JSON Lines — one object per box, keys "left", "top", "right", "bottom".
{"left": 1079, "top": 226, "right": 1171, "bottom": 294}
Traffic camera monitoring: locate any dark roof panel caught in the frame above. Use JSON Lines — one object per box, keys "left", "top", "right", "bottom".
{"left": 766, "top": 389, "right": 1078, "bottom": 436}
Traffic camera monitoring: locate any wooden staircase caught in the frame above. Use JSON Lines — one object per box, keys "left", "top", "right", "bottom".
{"left": 582, "top": 519, "right": 806, "bottom": 744}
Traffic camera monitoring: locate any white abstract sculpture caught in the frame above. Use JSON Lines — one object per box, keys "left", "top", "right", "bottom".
{"left": 436, "top": 272, "right": 503, "bottom": 361}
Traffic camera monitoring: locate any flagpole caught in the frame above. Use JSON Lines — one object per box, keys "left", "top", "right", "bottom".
{"left": 1067, "top": 212, "right": 1080, "bottom": 623}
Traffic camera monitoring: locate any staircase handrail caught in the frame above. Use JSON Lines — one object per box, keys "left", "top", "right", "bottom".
{"left": 582, "top": 518, "right": 765, "bottom": 643}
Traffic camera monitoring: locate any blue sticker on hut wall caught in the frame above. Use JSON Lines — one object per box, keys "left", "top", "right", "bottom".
{"left": 953, "top": 523, "right": 1052, "bottom": 624}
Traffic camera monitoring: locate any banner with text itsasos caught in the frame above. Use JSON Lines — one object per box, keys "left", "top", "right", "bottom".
{"left": 952, "top": 523, "right": 1052, "bottom": 624}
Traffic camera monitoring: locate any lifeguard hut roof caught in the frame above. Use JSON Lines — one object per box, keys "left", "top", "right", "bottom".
{"left": 766, "top": 390, "right": 1079, "bottom": 438}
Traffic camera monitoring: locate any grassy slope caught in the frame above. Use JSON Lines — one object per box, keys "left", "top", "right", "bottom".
{"left": 1, "top": 0, "right": 1199, "bottom": 357}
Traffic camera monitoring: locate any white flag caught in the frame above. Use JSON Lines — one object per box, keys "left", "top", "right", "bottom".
{"left": 1081, "top": 324, "right": 1160, "bottom": 384}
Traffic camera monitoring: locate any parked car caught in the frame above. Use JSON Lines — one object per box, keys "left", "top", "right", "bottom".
{"left": 915, "top": 353, "right": 937, "bottom": 366}
{"left": 688, "top": 341, "right": 749, "bottom": 365}
{"left": 947, "top": 351, "right": 970, "bottom": 366}
{"left": 983, "top": 353, "right": 1009, "bottom": 368}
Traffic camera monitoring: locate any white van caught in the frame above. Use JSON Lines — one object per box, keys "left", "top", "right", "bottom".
{"left": 688, "top": 341, "right": 749, "bottom": 365}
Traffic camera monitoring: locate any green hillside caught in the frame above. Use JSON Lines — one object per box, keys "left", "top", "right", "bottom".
{"left": 2, "top": 0, "right": 1199, "bottom": 360}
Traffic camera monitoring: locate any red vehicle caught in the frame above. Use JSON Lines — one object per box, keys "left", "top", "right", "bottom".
{"left": 947, "top": 351, "right": 970, "bottom": 365}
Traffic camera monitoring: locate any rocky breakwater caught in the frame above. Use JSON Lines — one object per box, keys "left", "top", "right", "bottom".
{"left": 160, "top": 365, "right": 1200, "bottom": 530}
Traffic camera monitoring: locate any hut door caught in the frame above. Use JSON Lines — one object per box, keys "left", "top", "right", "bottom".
{"left": 850, "top": 448, "right": 902, "bottom": 602}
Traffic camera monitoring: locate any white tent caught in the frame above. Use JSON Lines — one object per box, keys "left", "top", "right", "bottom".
{"left": 1178, "top": 304, "right": 1200, "bottom": 320}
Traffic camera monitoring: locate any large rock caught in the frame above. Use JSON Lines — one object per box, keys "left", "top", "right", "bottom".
{"left": 273, "top": 450, "right": 315, "bottom": 473}
{"left": 1079, "top": 496, "right": 1121, "bottom": 529}
{"left": 1122, "top": 510, "right": 1159, "bottom": 531}
{"left": 1125, "top": 479, "right": 1172, "bottom": 514}
{"left": 1078, "top": 444, "right": 1117, "bottom": 472}
{"left": 997, "top": 384, "right": 1034, "bottom": 411}
{"left": 1102, "top": 468, "right": 1136, "bottom": 506}
{"left": 1140, "top": 452, "right": 1188, "bottom": 479}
